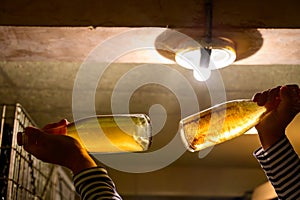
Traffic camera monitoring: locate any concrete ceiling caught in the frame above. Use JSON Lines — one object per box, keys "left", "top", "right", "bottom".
{"left": 1, "top": 0, "right": 300, "bottom": 198}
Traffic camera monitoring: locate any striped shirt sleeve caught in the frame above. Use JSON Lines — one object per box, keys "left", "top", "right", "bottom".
{"left": 254, "top": 135, "right": 300, "bottom": 200}
{"left": 73, "top": 167, "right": 122, "bottom": 200}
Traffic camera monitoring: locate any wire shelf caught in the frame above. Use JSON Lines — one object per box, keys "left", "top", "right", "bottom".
{"left": 0, "top": 104, "right": 76, "bottom": 200}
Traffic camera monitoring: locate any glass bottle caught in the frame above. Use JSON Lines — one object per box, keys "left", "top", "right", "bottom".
{"left": 179, "top": 99, "right": 266, "bottom": 152}
{"left": 65, "top": 114, "right": 152, "bottom": 153}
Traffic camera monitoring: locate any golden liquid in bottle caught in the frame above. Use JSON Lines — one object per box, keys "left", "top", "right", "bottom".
{"left": 66, "top": 114, "right": 151, "bottom": 153}
{"left": 180, "top": 99, "right": 267, "bottom": 152}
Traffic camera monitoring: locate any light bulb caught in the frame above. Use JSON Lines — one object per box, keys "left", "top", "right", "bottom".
{"left": 193, "top": 67, "right": 211, "bottom": 81}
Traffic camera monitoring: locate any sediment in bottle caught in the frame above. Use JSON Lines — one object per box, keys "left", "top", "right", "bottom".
{"left": 181, "top": 100, "right": 266, "bottom": 152}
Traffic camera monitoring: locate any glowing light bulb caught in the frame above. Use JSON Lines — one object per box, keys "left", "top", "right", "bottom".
{"left": 193, "top": 68, "right": 211, "bottom": 81}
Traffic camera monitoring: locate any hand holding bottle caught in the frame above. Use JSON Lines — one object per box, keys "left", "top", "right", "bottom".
{"left": 253, "top": 84, "right": 300, "bottom": 149}
{"left": 17, "top": 119, "right": 97, "bottom": 174}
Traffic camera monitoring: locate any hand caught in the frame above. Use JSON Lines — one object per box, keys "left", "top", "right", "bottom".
{"left": 252, "top": 84, "right": 300, "bottom": 149}
{"left": 17, "top": 119, "right": 97, "bottom": 174}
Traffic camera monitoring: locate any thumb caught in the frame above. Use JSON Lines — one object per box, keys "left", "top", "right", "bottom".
{"left": 17, "top": 127, "right": 46, "bottom": 156}
{"left": 17, "top": 127, "right": 57, "bottom": 163}
{"left": 279, "top": 85, "right": 291, "bottom": 102}
{"left": 43, "top": 119, "right": 69, "bottom": 135}
{"left": 280, "top": 85, "right": 299, "bottom": 106}
{"left": 17, "top": 127, "right": 40, "bottom": 146}
{"left": 280, "top": 84, "right": 299, "bottom": 99}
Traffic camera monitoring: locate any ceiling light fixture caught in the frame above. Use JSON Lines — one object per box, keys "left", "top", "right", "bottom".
{"left": 175, "top": 37, "right": 236, "bottom": 70}
{"left": 175, "top": 0, "right": 236, "bottom": 81}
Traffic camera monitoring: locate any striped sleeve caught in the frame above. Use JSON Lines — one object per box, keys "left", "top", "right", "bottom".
{"left": 73, "top": 167, "right": 122, "bottom": 200}
{"left": 254, "top": 135, "right": 300, "bottom": 200}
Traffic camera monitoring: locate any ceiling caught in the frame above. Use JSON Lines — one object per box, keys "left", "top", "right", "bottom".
{"left": 1, "top": 0, "right": 300, "bottom": 199}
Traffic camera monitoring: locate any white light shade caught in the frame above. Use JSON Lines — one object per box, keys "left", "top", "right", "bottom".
{"left": 175, "top": 46, "right": 236, "bottom": 70}
{"left": 210, "top": 47, "right": 236, "bottom": 69}
{"left": 175, "top": 48, "right": 200, "bottom": 69}
{"left": 175, "top": 37, "right": 236, "bottom": 70}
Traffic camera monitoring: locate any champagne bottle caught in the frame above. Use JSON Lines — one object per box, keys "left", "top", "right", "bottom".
{"left": 65, "top": 114, "right": 152, "bottom": 153}
{"left": 180, "top": 99, "right": 266, "bottom": 152}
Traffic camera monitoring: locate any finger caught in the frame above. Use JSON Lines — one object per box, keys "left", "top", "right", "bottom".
{"left": 23, "top": 127, "right": 40, "bottom": 145}
{"left": 287, "top": 84, "right": 300, "bottom": 98}
{"left": 285, "top": 84, "right": 299, "bottom": 91}
{"left": 279, "top": 85, "right": 298, "bottom": 102}
{"left": 43, "top": 119, "right": 68, "bottom": 135}
{"left": 16, "top": 127, "right": 44, "bottom": 156}
{"left": 255, "top": 90, "right": 269, "bottom": 106}
{"left": 277, "top": 85, "right": 300, "bottom": 116}
{"left": 252, "top": 92, "right": 261, "bottom": 102}
{"left": 42, "top": 119, "right": 68, "bottom": 130}
{"left": 290, "top": 86, "right": 300, "bottom": 113}
{"left": 264, "top": 86, "right": 281, "bottom": 111}
{"left": 268, "top": 86, "right": 281, "bottom": 101}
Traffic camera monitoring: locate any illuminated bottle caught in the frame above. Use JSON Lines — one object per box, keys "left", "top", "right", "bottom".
{"left": 65, "top": 114, "right": 152, "bottom": 153}
{"left": 180, "top": 99, "right": 266, "bottom": 152}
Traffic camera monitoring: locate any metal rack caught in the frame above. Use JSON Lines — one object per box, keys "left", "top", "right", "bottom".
{"left": 0, "top": 104, "right": 76, "bottom": 200}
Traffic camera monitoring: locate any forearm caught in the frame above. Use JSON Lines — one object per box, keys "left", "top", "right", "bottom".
{"left": 254, "top": 135, "right": 300, "bottom": 199}
{"left": 73, "top": 167, "right": 122, "bottom": 200}
{"left": 255, "top": 111, "right": 288, "bottom": 150}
